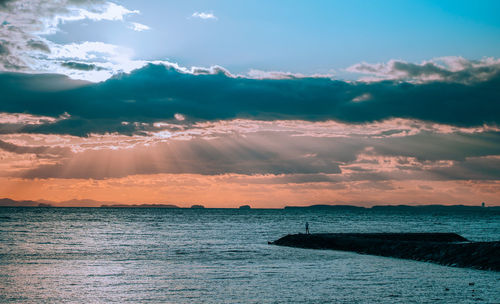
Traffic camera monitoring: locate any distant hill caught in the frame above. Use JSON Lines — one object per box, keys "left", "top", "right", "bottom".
{"left": 101, "top": 204, "right": 179, "bottom": 208}
{"left": 3, "top": 198, "right": 115, "bottom": 207}
{"left": 283, "top": 204, "right": 500, "bottom": 212}
{"left": 371, "top": 204, "right": 500, "bottom": 212}
{"left": 0, "top": 198, "right": 44, "bottom": 207}
{"left": 1, "top": 197, "right": 498, "bottom": 211}
{"left": 0, "top": 198, "right": 179, "bottom": 208}
{"left": 284, "top": 204, "right": 364, "bottom": 210}
{"left": 59, "top": 199, "right": 113, "bottom": 207}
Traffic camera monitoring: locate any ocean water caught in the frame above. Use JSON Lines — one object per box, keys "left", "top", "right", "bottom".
{"left": 0, "top": 207, "right": 499, "bottom": 303}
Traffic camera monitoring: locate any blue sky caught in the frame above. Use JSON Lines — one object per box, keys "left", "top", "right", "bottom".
{"left": 45, "top": 0, "right": 500, "bottom": 75}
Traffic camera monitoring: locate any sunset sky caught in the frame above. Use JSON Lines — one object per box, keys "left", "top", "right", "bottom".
{"left": 1, "top": 0, "right": 499, "bottom": 207}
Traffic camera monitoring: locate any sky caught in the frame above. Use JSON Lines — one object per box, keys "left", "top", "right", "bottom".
{"left": 0, "top": 0, "right": 499, "bottom": 207}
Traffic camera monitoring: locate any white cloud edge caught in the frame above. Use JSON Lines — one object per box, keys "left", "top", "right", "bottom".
{"left": 43, "top": 2, "right": 141, "bottom": 35}
{"left": 128, "top": 22, "right": 150, "bottom": 32}
{"left": 2, "top": 1, "right": 499, "bottom": 84}
{"left": 191, "top": 11, "right": 217, "bottom": 20}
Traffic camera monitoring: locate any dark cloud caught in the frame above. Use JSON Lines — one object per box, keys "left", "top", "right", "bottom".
{"left": 347, "top": 58, "right": 500, "bottom": 83}
{"left": 27, "top": 40, "right": 50, "bottom": 53}
{"left": 429, "top": 156, "right": 500, "bottom": 181}
{"left": 0, "top": 139, "right": 70, "bottom": 156}
{"left": 394, "top": 61, "right": 453, "bottom": 78}
{"left": 0, "top": 63, "right": 499, "bottom": 136}
{"left": 0, "top": 0, "right": 13, "bottom": 8}
{"left": 392, "top": 60, "right": 500, "bottom": 83}
{"left": 0, "top": 40, "right": 26, "bottom": 70}
{"left": 61, "top": 61, "right": 104, "bottom": 71}
{"left": 372, "top": 131, "right": 500, "bottom": 162}
{"left": 0, "top": 42, "right": 9, "bottom": 55}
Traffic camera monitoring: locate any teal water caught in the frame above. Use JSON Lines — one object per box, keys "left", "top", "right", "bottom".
{"left": 0, "top": 207, "right": 499, "bottom": 303}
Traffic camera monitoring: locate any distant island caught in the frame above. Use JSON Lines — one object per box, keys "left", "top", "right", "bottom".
{"left": 1, "top": 198, "right": 499, "bottom": 211}
{"left": 370, "top": 204, "right": 500, "bottom": 211}
{"left": 284, "top": 204, "right": 500, "bottom": 212}
{"left": 0, "top": 198, "right": 42, "bottom": 207}
{"left": 101, "top": 204, "right": 180, "bottom": 208}
{"left": 284, "top": 204, "right": 363, "bottom": 210}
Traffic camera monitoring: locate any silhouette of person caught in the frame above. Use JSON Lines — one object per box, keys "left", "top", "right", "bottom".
{"left": 305, "top": 222, "right": 310, "bottom": 234}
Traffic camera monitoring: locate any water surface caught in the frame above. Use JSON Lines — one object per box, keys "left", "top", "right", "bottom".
{"left": 1, "top": 207, "right": 499, "bottom": 303}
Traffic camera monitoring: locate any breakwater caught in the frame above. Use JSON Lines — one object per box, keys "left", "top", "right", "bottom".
{"left": 270, "top": 233, "right": 499, "bottom": 271}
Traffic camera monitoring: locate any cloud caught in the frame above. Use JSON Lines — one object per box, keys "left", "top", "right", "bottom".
{"left": 27, "top": 40, "right": 51, "bottom": 53}
{"left": 0, "top": 0, "right": 141, "bottom": 75}
{"left": 191, "top": 11, "right": 217, "bottom": 20}
{"left": 0, "top": 61, "right": 499, "bottom": 137}
{"left": 2, "top": 117, "right": 497, "bottom": 153}
{"left": 0, "top": 138, "right": 69, "bottom": 156}
{"left": 0, "top": 0, "right": 13, "bottom": 8}
{"left": 61, "top": 61, "right": 105, "bottom": 71}
{"left": 247, "top": 69, "right": 307, "bottom": 80}
{"left": 128, "top": 22, "right": 150, "bottom": 32}
{"left": 12, "top": 132, "right": 346, "bottom": 178}
{"left": 0, "top": 42, "right": 9, "bottom": 55}
{"left": 174, "top": 113, "right": 185, "bottom": 121}
{"left": 64, "top": 2, "right": 138, "bottom": 24}
{"left": 0, "top": 112, "right": 62, "bottom": 124}
{"left": 1, "top": 128, "right": 499, "bottom": 180}
{"left": 38, "top": 2, "right": 139, "bottom": 35}
{"left": 351, "top": 93, "right": 371, "bottom": 102}
{"left": 429, "top": 156, "right": 500, "bottom": 181}
{"left": 347, "top": 57, "right": 500, "bottom": 84}
{"left": 0, "top": 114, "right": 498, "bottom": 197}
{"left": 40, "top": 41, "right": 145, "bottom": 81}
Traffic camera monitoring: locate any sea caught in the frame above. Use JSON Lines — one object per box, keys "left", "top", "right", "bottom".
{"left": 0, "top": 207, "right": 499, "bottom": 303}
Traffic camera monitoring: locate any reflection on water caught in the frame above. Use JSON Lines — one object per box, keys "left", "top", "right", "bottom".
{"left": 0, "top": 207, "right": 499, "bottom": 303}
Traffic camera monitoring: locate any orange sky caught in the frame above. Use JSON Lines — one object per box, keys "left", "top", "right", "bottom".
{"left": 1, "top": 174, "right": 498, "bottom": 208}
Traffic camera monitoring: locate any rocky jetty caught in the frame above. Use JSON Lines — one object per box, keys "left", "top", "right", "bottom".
{"left": 270, "top": 233, "right": 499, "bottom": 271}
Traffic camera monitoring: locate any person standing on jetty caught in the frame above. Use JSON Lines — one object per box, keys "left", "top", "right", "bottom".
{"left": 305, "top": 222, "right": 310, "bottom": 234}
